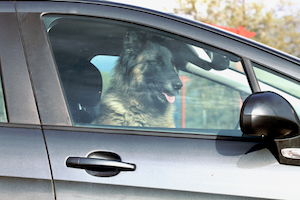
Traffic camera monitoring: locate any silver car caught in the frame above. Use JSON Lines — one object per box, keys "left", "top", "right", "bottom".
{"left": 0, "top": 0, "right": 300, "bottom": 199}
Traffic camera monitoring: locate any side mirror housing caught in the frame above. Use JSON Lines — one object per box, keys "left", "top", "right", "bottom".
{"left": 240, "top": 92, "right": 300, "bottom": 166}
{"left": 240, "top": 92, "right": 300, "bottom": 139}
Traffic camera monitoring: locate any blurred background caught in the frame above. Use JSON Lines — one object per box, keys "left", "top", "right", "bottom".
{"left": 110, "top": 0, "right": 300, "bottom": 58}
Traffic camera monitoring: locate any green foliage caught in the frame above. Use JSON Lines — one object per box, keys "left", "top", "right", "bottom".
{"left": 174, "top": 0, "right": 300, "bottom": 57}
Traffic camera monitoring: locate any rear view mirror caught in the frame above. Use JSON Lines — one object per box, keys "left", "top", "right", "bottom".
{"left": 240, "top": 92, "right": 300, "bottom": 166}
{"left": 209, "top": 52, "right": 230, "bottom": 71}
{"left": 178, "top": 44, "right": 231, "bottom": 71}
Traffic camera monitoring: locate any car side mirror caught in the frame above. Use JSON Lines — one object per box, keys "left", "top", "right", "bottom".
{"left": 240, "top": 92, "right": 300, "bottom": 166}
{"left": 240, "top": 92, "right": 300, "bottom": 139}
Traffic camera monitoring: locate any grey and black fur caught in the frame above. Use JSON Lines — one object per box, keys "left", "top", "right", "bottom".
{"left": 96, "top": 31, "right": 183, "bottom": 127}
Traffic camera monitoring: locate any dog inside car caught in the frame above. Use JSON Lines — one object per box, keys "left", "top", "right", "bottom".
{"left": 96, "top": 31, "right": 183, "bottom": 127}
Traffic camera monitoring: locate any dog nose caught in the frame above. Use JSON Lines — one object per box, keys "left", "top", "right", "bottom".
{"left": 173, "top": 81, "right": 183, "bottom": 90}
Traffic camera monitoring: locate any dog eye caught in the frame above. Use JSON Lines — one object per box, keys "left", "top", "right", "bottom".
{"left": 151, "top": 60, "right": 161, "bottom": 65}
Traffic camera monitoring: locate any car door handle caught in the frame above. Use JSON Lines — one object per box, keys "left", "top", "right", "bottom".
{"left": 66, "top": 151, "right": 136, "bottom": 177}
{"left": 66, "top": 157, "right": 136, "bottom": 171}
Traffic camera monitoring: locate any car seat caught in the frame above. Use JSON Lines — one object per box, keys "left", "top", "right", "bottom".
{"left": 59, "top": 58, "right": 102, "bottom": 124}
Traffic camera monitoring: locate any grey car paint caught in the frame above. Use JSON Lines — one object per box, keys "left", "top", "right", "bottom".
{"left": 0, "top": 2, "right": 53, "bottom": 199}
{"left": 17, "top": 2, "right": 300, "bottom": 199}
{"left": 0, "top": 127, "right": 53, "bottom": 200}
{"left": 44, "top": 129, "right": 299, "bottom": 199}
{"left": 0, "top": 2, "right": 39, "bottom": 124}
{"left": 0, "top": 1, "right": 299, "bottom": 199}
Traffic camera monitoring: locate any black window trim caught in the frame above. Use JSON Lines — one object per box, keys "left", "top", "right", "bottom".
{"left": 242, "top": 57, "right": 260, "bottom": 93}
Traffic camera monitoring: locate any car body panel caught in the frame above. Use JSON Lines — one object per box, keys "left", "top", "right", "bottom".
{"left": 0, "top": 127, "right": 50, "bottom": 179}
{"left": 0, "top": 1, "right": 298, "bottom": 200}
{"left": 53, "top": 180, "right": 258, "bottom": 200}
{"left": 44, "top": 128, "right": 300, "bottom": 199}
{"left": 15, "top": 1, "right": 300, "bottom": 199}
{"left": 0, "top": 126, "right": 53, "bottom": 200}
{"left": 0, "top": 177, "right": 53, "bottom": 200}
{"left": 0, "top": 3, "right": 53, "bottom": 199}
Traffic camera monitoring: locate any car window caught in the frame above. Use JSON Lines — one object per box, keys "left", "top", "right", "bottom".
{"left": 43, "top": 15, "right": 252, "bottom": 136}
{"left": 0, "top": 61, "right": 7, "bottom": 122}
{"left": 253, "top": 63, "right": 300, "bottom": 118}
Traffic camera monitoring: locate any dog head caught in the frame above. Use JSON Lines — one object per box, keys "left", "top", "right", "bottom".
{"left": 115, "top": 31, "right": 183, "bottom": 106}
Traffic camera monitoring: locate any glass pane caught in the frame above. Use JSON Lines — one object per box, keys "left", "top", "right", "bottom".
{"left": 178, "top": 69, "right": 243, "bottom": 129}
{"left": 43, "top": 15, "right": 252, "bottom": 136}
{"left": 253, "top": 64, "right": 300, "bottom": 118}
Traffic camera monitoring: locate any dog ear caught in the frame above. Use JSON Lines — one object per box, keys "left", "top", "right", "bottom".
{"left": 124, "top": 31, "right": 146, "bottom": 53}
{"left": 121, "top": 31, "right": 147, "bottom": 74}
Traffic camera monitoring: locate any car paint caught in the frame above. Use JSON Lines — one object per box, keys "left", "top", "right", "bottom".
{"left": 0, "top": 1, "right": 300, "bottom": 199}
{"left": 0, "top": 2, "right": 53, "bottom": 200}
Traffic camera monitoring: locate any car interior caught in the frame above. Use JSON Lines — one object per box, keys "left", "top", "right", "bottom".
{"left": 45, "top": 15, "right": 249, "bottom": 133}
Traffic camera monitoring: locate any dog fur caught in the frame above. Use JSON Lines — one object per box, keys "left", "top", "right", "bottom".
{"left": 96, "top": 31, "right": 182, "bottom": 127}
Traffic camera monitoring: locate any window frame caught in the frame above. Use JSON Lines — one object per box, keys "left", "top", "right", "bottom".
{"left": 0, "top": 4, "right": 40, "bottom": 126}
{"left": 44, "top": 15, "right": 250, "bottom": 132}
{"left": 16, "top": 1, "right": 300, "bottom": 140}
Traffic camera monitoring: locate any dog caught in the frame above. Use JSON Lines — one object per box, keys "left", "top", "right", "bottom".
{"left": 96, "top": 31, "right": 183, "bottom": 127}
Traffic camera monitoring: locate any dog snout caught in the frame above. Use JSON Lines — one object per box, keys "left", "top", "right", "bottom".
{"left": 172, "top": 80, "right": 183, "bottom": 91}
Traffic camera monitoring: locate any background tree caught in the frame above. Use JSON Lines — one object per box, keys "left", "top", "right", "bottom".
{"left": 174, "top": 0, "right": 300, "bottom": 57}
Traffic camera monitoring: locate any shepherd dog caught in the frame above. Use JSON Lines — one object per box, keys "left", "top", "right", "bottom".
{"left": 96, "top": 31, "right": 183, "bottom": 127}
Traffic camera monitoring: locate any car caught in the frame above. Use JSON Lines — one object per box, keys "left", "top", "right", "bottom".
{"left": 1, "top": 0, "right": 300, "bottom": 199}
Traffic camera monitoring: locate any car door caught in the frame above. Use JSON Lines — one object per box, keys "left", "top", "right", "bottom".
{"left": 0, "top": 2, "right": 53, "bottom": 200}
{"left": 17, "top": 1, "right": 300, "bottom": 200}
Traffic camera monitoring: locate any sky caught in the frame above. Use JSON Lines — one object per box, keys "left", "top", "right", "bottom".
{"left": 110, "top": 0, "right": 300, "bottom": 14}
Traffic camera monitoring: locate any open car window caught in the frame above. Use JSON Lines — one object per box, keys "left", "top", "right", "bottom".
{"left": 43, "top": 15, "right": 252, "bottom": 137}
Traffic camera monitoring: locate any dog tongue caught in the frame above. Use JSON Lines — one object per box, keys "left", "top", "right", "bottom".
{"left": 162, "top": 92, "right": 175, "bottom": 103}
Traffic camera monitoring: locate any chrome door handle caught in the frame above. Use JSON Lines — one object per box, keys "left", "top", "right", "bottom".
{"left": 66, "top": 151, "right": 136, "bottom": 177}
{"left": 66, "top": 157, "right": 136, "bottom": 171}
